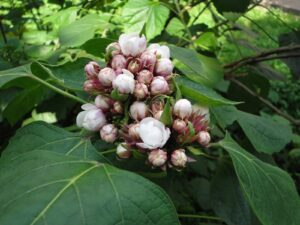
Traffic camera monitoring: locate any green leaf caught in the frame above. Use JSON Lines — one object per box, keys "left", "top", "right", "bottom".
{"left": 0, "top": 64, "right": 31, "bottom": 88}
{"left": 237, "top": 111, "right": 292, "bottom": 154}
{"left": 176, "top": 76, "right": 238, "bottom": 106}
{"left": 81, "top": 38, "right": 114, "bottom": 57}
{"left": 0, "top": 151, "right": 180, "bottom": 225}
{"left": 219, "top": 134, "right": 300, "bottom": 225}
{"left": 3, "top": 121, "right": 106, "bottom": 161}
{"left": 160, "top": 98, "right": 172, "bottom": 126}
{"left": 122, "top": 0, "right": 169, "bottom": 40}
{"left": 59, "top": 14, "right": 110, "bottom": 47}
{"left": 211, "top": 106, "right": 238, "bottom": 129}
{"left": 211, "top": 158, "right": 260, "bottom": 225}
{"left": 170, "top": 45, "right": 223, "bottom": 87}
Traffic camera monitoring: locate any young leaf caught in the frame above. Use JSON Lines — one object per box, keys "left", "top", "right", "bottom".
{"left": 237, "top": 111, "right": 292, "bottom": 154}
{"left": 176, "top": 76, "right": 238, "bottom": 106}
{"left": 3, "top": 121, "right": 106, "bottom": 161}
{"left": 0, "top": 150, "right": 180, "bottom": 225}
{"left": 219, "top": 134, "right": 300, "bottom": 225}
{"left": 160, "top": 98, "right": 172, "bottom": 126}
{"left": 169, "top": 45, "right": 223, "bottom": 87}
{"left": 122, "top": 0, "right": 169, "bottom": 40}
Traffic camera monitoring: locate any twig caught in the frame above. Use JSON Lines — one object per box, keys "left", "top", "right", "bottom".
{"left": 224, "top": 45, "right": 300, "bottom": 72}
{"left": 229, "top": 77, "right": 300, "bottom": 126}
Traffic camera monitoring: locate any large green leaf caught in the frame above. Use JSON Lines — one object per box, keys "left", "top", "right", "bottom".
{"left": 0, "top": 64, "right": 31, "bottom": 88}
{"left": 122, "top": 0, "right": 169, "bottom": 40}
{"left": 59, "top": 14, "right": 110, "bottom": 47}
{"left": 170, "top": 45, "right": 223, "bottom": 87}
{"left": 211, "top": 158, "right": 260, "bottom": 225}
{"left": 0, "top": 151, "right": 180, "bottom": 225}
{"left": 237, "top": 112, "right": 292, "bottom": 154}
{"left": 81, "top": 38, "right": 114, "bottom": 57}
{"left": 219, "top": 134, "right": 300, "bottom": 225}
{"left": 211, "top": 105, "right": 238, "bottom": 129}
{"left": 3, "top": 121, "right": 106, "bottom": 161}
{"left": 176, "top": 76, "right": 238, "bottom": 106}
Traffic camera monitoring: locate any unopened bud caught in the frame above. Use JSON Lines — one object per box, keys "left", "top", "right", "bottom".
{"left": 112, "top": 69, "right": 135, "bottom": 94}
{"left": 134, "top": 82, "right": 148, "bottom": 99}
{"left": 83, "top": 79, "right": 103, "bottom": 93}
{"left": 111, "top": 54, "right": 126, "bottom": 74}
{"left": 127, "top": 58, "right": 142, "bottom": 74}
{"left": 85, "top": 61, "right": 100, "bottom": 79}
{"left": 116, "top": 143, "right": 131, "bottom": 159}
{"left": 197, "top": 131, "right": 211, "bottom": 146}
{"left": 151, "top": 100, "right": 165, "bottom": 114}
{"left": 155, "top": 58, "right": 173, "bottom": 77}
{"left": 130, "top": 101, "right": 149, "bottom": 121}
{"left": 128, "top": 123, "right": 140, "bottom": 140}
{"left": 112, "top": 101, "right": 123, "bottom": 114}
{"left": 154, "top": 110, "right": 163, "bottom": 120}
{"left": 95, "top": 95, "right": 112, "bottom": 112}
{"left": 150, "top": 76, "right": 169, "bottom": 95}
{"left": 174, "top": 99, "right": 192, "bottom": 119}
{"left": 98, "top": 67, "right": 116, "bottom": 87}
{"left": 106, "top": 42, "right": 121, "bottom": 58}
{"left": 148, "top": 149, "right": 167, "bottom": 167}
{"left": 171, "top": 149, "right": 187, "bottom": 168}
{"left": 172, "top": 119, "right": 186, "bottom": 133}
{"left": 100, "top": 124, "right": 118, "bottom": 143}
{"left": 140, "top": 51, "right": 156, "bottom": 72}
{"left": 137, "top": 70, "right": 153, "bottom": 85}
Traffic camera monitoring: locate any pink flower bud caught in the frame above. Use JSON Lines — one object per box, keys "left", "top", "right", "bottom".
{"left": 134, "top": 82, "right": 148, "bottom": 99}
{"left": 172, "top": 119, "right": 187, "bottom": 133}
{"left": 113, "top": 69, "right": 135, "bottom": 94}
{"left": 85, "top": 61, "right": 100, "bottom": 79}
{"left": 154, "top": 110, "right": 163, "bottom": 120}
{"left": 137, "top": 70, "right": 153, "bottom": 85}
{"left": 117, "top": 143, "right": 131, "bottom": 159}
{"left": 98, "top": 67, "right": 116, "bottom": 87}
{"left": 112, "top": 101, "right": 123, "bottom": 114}
{"left": 76, "top": 104, "right": 106, "bottom": 131}
{"left": 83, "top": 79, "right": 103, "bottom": 93}
{"left": 128, "top": 123, "right": 140, "bottom": 140}
{"left": 130, "top": 101, "right": 149, "bottom": 121}
{"left": 106, "top": 42, "right": 121, "bottom": 57}
{"left": 150, "top": 76, "right": 169, "bottom": 95}
{"left": 197, "top": 131, "right": 211, "bottom": 146}
{"left": 148, "top": 149, "right": 167, "bottom": 167}
{"left": 111, "top": 54, "right": 127, "bottom": 74}
{"left": 140, "top": 51, "right": 156, "bottom": 72}
{"left": 95, "top": 95, "right": 112, "bottom": 112}
{"left": 119, "top": 33, "right": 146, "bottom": 57}
{"left": 100, "top": 124, "right": 118, "bottom": 143}
{"left": 171, "top": 149, "right": 187, "bottom": 168}
{"left": 155, "top": 58, "right": 173, "bottom": 77}
{"left": 127, "top": 58, "right": 142, "bottom": 74}
{"left": 174, "top": 99, "right": 192, "bottom": 119}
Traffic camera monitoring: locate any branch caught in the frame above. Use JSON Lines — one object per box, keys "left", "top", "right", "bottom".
{"left": 229, "top": 77, "right": 300, "bottom": 126}
{"left": 224, "top": 45, "right": 300, "bottom": 73}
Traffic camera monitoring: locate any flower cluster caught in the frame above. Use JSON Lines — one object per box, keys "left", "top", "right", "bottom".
{"left": 77, "top": 33, "right": 211, "bottom": 170}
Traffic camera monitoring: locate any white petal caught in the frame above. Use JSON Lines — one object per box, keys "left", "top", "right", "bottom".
{"left": 159, "top": 46, "right": 170, "bottom": 58}
{"left": 76, "top": 111, "right": 87, "bottom": 127}
{"left": 81, "top": 103, "right": 97, "bottom": 110}
{"left": 136, "top": 142, "right": 154, "bottom": 149}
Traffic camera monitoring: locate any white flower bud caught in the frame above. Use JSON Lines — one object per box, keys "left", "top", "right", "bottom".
{"left": 100, "top": 124, "right": 118, "bottom": 143}
{"left": 98, "top": 67, "right": 116, "bottom": 87}
{"left": 95, "top": 95, "right": 112, "bottom": 111}
{"left": 106, "top": 42, "right": 121, "bottom": 57}
{"left": 137, "top": 70, "right": 153, "bottom": 85}
{"left": 116, "top": 143, "right": 131, "bottom": 159}
{"left": 134, "top": 82, "right": 148, "bottom": 99}
{"left": 76, "top": 104, "right": 106, "bottom": 131}
{"left": 129, "top": 101, "right": 149, "bottom": 121}
{"left": 154, "top": 110, "right": 163, "bottom": 120}
{"left": 137, "top": 117, "right": 170, "bottom": 149}
{"left": 148, "top": 149, "right": 167, "bottom": 167}
{"left": 111, "top": 54, "right": 127, "bottom": 74}
{"left": 150, "top": 76, "right": 169, "bottom": 95}
{"left": 85, "top": 61, "right": 100, "bottom": 79}
{"left": 172, "top": 119, "right": 187, "bottom": 133}
{"left": 128, "top": 123, "right": 140, "bottom": 140}
{"left": 174, "top": 99, "right": 192, "bottom": 119}
{"left": 147, "top": 44, "right": 170, "bottom": 59}
{"left": 119, "top": 33, "right": 146, "bottom": 56}
{"left": 155, "top": 58, "right": 173, "bottom": 77}
{"left": 113, "top": 69, "right": 135, "bottom": 94}
{"left": 197, "top": 131, "right": 211, "bottom": 146}
{"left": 171, "top": 149, "right": 187, "bottom": 168}
{"left": 140, "top": 51, "right": 156, "bottom": 72}
{"left": 112, "top": 101, "right": 123, "bottom": 114}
